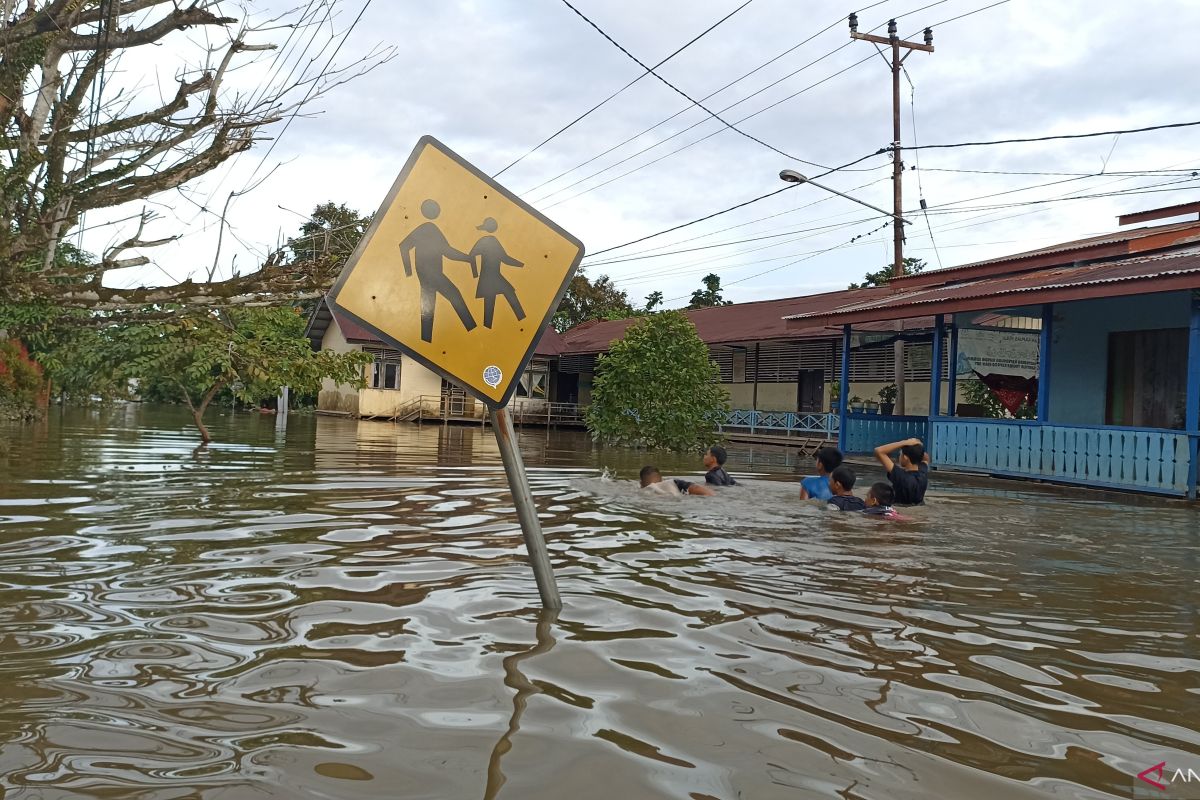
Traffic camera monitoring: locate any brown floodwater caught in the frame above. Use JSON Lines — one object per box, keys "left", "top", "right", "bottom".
{"left": 0, "top": 405, "right": 1197, "bottom": 799}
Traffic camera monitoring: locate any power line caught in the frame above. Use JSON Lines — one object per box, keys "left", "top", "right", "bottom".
{"left": 493, "top": 0, "right": 757, "bottom": 178}
{"left": 555, "top": 0, "right": 833, "bottom": 171}
{"left": 518, "top": 0, "right": 894, "bottom": 197}
{"left": 902, "top": 120, "right": 1200, "bottom": 152}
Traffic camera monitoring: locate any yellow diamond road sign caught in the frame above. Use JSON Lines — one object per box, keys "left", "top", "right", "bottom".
{"left": 329, "top": 136, "right": 585, "bottom": 408}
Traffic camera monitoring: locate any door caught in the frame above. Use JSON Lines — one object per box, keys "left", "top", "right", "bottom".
{"left": 1105, "top": 329, "right": 1186, "bottom": 428}
{"left": 797, "top": 369, "right": 824, "bottom": 413}
{"left": 440, "top": 380, "right": 470, "bottom": 417}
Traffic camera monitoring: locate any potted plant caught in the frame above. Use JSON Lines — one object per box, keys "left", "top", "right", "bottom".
{"left": 864, "top": 399, "right": 879, "bottom": 414}
{"left": 849, "top": 395, "right": 865, "bottom": 413}
{"left": 829, "top": 382, "right": 841, "bottom": 411}
{"left": 878, "top": 383, "right": 897, "bottom": 415}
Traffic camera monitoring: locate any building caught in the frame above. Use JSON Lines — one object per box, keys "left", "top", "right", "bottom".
{"left": 305, "top": 297, "right": 565, "bottom": 422}
{"left": 785, "top": 204, "right": 1200, "bottom": 497}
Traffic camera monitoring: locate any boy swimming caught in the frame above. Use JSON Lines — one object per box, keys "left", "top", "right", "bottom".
{"left": 640, "top": 466, "right": 715, "bottom": 497}
{"left": 703, "top": 445, "right": 737, "bottom": 486}
{"left": 864, "top": 482, "right": 905, "bottom": 519}
{"left": 826, "top": 465, "right": 865, "bottom": 512}
{"left": 800, "top": 446, "right": 843, "bottom": 501}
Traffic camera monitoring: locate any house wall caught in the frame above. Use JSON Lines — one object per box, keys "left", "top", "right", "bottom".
{"left": 357, "top": 357, "right": 446, "bottom": 419}
{"left": 725, "top": 380, "right": 953, "bottom": 414}
{"left": 1049, "top": 291, "right": 1189, "bottom": 426}
{"left": 318, "top": 323, "right": 360, "bottom": 415}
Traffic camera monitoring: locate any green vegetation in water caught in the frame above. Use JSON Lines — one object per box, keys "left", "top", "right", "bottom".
{"left": 586, "top": 310, "right": 729, "bottom": 452}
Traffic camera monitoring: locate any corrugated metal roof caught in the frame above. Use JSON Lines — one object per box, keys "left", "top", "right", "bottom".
{"left": 785, "top": 245, "right": 1200, "bottom": 325}
{"left": 889, "top": 218, "right": 1200, "bottom": 286}
{"left": 557, "top": 286, "right": 909, "bottom": 353}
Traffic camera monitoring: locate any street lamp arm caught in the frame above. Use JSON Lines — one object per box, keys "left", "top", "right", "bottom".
{"left": 779, "top": 169, "right": 912, "bottom": 225}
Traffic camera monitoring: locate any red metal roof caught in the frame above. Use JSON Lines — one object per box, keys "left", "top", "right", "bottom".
{"left": 889, "top": 218, "right": 1200, "bottom": 290}
{"left": 557, "top": 287, "right": 933, "bottom": 354}
{"left": 784, "top": 244, "right": 1200, "bottom": 327}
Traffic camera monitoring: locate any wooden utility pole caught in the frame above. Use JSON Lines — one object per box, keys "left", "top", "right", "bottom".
{"left": 850, "top": 15, "right": 933, "bottom": 415}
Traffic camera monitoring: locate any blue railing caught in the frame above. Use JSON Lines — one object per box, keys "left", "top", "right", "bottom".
{"left": 931, "top": 418, "right": 1191, "bottom": 495}
{"left": 843, "top": 414, "right": 929, "bottom": 454}
{"left": 723, "top": 410, "right": 838, "bottom": 436}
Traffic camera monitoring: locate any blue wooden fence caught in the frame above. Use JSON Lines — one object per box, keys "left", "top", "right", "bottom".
{"left": 843, "top": 414, "right": 928, "bottom": 454}
{"left": 724, "top": 410, "right": 838, "bottom": 436}
{"left": 931, "top": 418, "right": 1191, "bottom": 494}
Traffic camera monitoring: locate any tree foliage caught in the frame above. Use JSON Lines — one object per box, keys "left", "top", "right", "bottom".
{"left": 0, "top": 1, "right": 392, "bottom": 313}
{"left": 585, "top": 311, "right": 728, "bottom": 451}
{"left": 114, "top": 307, "right": 370, "bottom": 442}
{"left": 643, "top": 291, "right": 663, "bottom": 312}
{"left": 288, "top": 202, "right": 373, "bottom": 265}
{"left": 687, "top": 273, "right": 732, "bottom": 309}
{"left": 848, "top": 257, "right": 927, "bottom": 289}
{"left": 553, "top": 270, "right": 633, "bottom": 332}
{"left": 0, "top": 338, "right": 45, "bottom": 419}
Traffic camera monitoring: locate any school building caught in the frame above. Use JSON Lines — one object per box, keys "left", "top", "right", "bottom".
{"left": 785, "top": 202, "right": 1200, "bottom": 497}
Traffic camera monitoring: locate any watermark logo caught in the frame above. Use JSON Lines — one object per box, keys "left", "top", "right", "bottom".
{"left": 1140, "top": 762, "right": 1167, "bottom": 791}
{"left": 1135, "top": 761, "right": 1200, "bottom": 797}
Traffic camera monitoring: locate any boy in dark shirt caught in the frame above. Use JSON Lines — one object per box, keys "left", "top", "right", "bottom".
{"left": 826, "top": 465, "right": 866, "bottom": 512}
{"left": 640, "top": 465, "right": 715, "bottom": 496}
{"left": 703, "top": 445, "right": 738, "bottom": 486}
{"left": 863, "top": 482, "right": 905, "bottom": 519}
{"left": 873, "top": 436, "right": 930, "bottom": 505}
{"left": 800, "top": 446, "right": 842, "bottom": 501}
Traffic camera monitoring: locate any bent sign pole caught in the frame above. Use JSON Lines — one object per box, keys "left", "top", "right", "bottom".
{"left": 328, "top": 135, "right": 583, "bottom": 609}
{"left": 493, "top": 406, "right": 560, "bottom": 608}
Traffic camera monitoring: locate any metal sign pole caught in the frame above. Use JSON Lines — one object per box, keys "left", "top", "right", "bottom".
{"left": 492, "top": 405, "right": 562, "bottom": 609}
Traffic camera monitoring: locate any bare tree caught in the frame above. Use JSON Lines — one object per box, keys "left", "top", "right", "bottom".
{"left": 0, "top": 0, "right": 393, "bottom": 311}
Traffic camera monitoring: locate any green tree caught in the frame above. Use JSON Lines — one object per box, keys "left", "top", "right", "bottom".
{"left": 553, "top": 270, "right": 634, "bottom": 332}
{"left": 688, "top": 273, "right": 732, "bottom": 309}
{"left": 848, "top": 257, "right": 927, "bottom": 289}
{"left": 643, "top": 291, "right": 664, "bottom": 312}
{"left": 289, "top": 202, "right": 373, "bottom": 265}
{"left": 585, "top": 311, "right": 729, "bottom": 451}
{"left": 0, "top": 339, "right": 45, "bottom": 420}
{"left": 116, "top": 307, "right": 371, "bottom": 443}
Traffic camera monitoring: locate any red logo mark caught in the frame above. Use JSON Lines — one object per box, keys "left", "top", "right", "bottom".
{"left": 1139, "top": 762, "right": 1167, "bottom": 791}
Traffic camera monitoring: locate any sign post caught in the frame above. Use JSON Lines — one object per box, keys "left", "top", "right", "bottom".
{"left": 328, "top": 136, "right": 583, "bottom": 609}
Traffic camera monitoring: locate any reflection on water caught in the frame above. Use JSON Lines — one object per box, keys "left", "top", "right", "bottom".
{"left": 0, "top": 405, "right": 1197, "bottom": 799}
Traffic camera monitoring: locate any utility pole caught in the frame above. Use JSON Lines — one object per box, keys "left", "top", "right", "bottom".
{"left": 850, "top": 15, "right": 933, "bottom": 415}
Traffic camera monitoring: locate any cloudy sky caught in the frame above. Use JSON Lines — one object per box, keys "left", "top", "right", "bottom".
{"left": 96, "top": 0, "right": 1200, "bottom": 308}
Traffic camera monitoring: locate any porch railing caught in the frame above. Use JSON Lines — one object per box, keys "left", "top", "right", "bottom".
{"left": 843, "top": 414, "right": 928, "bottom": 454}
{"left": 722, "top": 410, "right": 839, "bottom": 436}
{"left": 931, "top": 417, "right": 1191, "bottom": 495}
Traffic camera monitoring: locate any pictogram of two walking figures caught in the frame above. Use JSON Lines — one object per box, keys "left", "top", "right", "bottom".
{"left": 399, "top": 198, "right": 527, "bottom": 343}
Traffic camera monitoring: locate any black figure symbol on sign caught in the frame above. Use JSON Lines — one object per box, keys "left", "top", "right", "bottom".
{"left": 399, "top": 199, "right": 478, "bottom": 343}
{"left": 469, "top": 217, "right": 527, "bottom": 329}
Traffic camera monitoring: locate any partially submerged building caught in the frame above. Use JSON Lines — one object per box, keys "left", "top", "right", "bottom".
{"left": 788, "top": 205, "right": 1200, "bottom": 496}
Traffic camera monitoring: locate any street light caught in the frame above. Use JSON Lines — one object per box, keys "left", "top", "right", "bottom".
{"left": 779, "top": 169, "right": 912, "bottom": 226}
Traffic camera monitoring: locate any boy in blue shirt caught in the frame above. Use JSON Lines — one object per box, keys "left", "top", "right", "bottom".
{"left": 800, "top": 446, "right": 843, "bottom": 501}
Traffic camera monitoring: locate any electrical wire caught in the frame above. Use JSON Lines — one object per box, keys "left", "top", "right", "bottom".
{"left": 518, "top": 0, "right": 894, "bottom": 197}
{"left": 906, "top": 72, "right": 942, "bottom": 268}
{"left": 901, "top": 120, "right": 1200, "bottom": 152}
{"left": 554, "top": 0, "right": 832, "bottom": 171}
{"left": 493, "top": 0, "right": 757, "bottom": 178}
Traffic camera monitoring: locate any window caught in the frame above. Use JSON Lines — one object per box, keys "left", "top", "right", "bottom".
{"left": 366, "top": 348, "right": 402, "bottom": 390}
{"left": 516, "top": 370, "right": 548, "bottom": 399}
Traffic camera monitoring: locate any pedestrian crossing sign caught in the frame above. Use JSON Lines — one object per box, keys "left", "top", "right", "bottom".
{"left": 328, "top": 135, "right": 585, "bottom": 408}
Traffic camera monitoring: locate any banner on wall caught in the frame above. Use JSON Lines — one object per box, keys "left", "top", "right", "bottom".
{"left": 955, "top": 328, "right": 1040, "bottom": 379}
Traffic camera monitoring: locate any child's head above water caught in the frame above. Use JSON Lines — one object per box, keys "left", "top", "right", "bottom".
{"left": 829, "top": 465, "right": 856, "bottom": 496}
{"left": 867, "top": 481, "right": 894, "bottom": 507}
{"left": 703, "top": 445, "right": 728, "bottom": 470}
{"left": 639, "top": 465, "right": 663, "bottom": 487}
{"left": 815, "top": 447, "right": 843, "bottom": 476}
{"left": 899, "top": 443, "right": 925, "bottom": 469}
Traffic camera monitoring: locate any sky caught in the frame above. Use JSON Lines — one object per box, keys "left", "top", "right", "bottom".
{"left": 92, "top": 0, "right": 1200, "bottom": 309}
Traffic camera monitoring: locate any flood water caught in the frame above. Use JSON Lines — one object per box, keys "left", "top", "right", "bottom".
{"left": 1, "top": 405, "right": 1197, "bottom": 799}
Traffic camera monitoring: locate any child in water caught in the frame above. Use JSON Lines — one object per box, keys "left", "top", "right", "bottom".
{"left": 826, "top": 465, "right": 865, "bottom": 512}
{"left": 640, "top": 466, "right": 715, "bottom": 497}
{"left": 800, "top": 447, "right": 843, "bottom": 501}
{"left": 863, "top": 482, "right": 906, "bottom": 519}
{"left": 703, "top": 445, "right": 737, "bottom": 486}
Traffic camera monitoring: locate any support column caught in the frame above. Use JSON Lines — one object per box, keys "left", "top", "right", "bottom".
{"left": 947, "top": 317, "right": 959, "bottom": 417}
{"left": 930, "top": 316, "right": 944, "bottom": 417}
{"left": 1186, "top": 292, "right": 1200, "bottom": 499}
{"left": 1037, "top": 304, "right": 1054, "bottom": 423}
{"left": 751, "top": 342, "right": 760, "bottom": 433}
{"left": 838, "top": 324, "right": 851, "bottom": 452}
